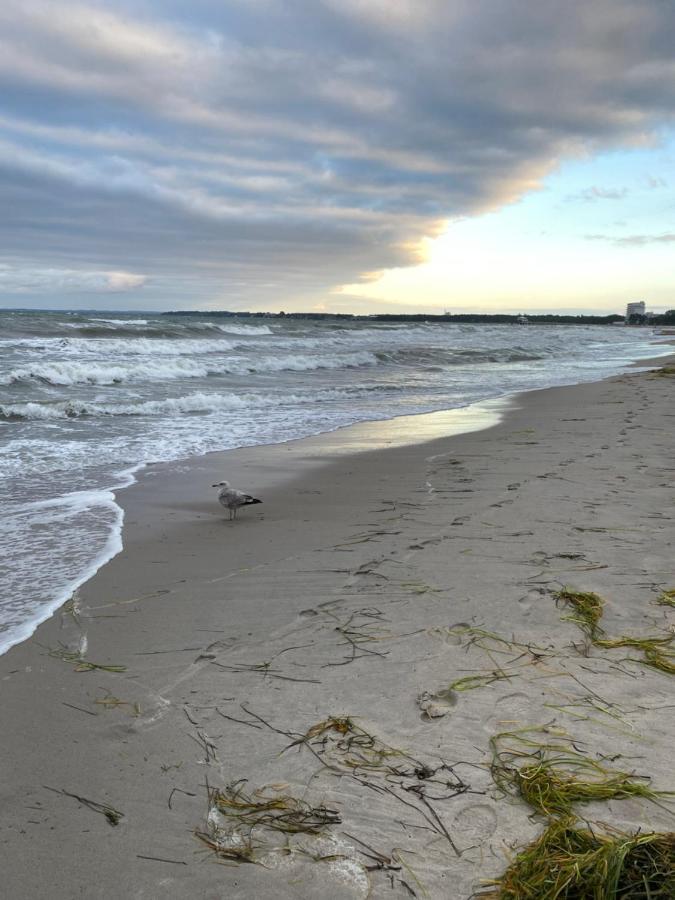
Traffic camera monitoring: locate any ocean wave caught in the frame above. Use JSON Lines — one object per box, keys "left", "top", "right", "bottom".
{"left": 211, "top": 323, "right": 274, "bottom": 335}
{"left": 374, "top": 347, "right": 545, "bottom": 366}
{"left": 55, "top": 319, "right": 274, "bottom": 339}
{"left": 0, "top": 392, "right": 248, "bottom": 420}
{"left": 0, "top": 336, "right": 240, "bottom": 356}
{"left": 6, "top": 351, "right": 378, "bottom": 387}
{"left": 247, "top": 351, "right": 377, "bottom": 373}
{"left": 0, "top": 383, "right": 406, "bottom": 421}
{"left": 90, "top": 318, "right": 149, "bottom": 326}
{"left": 8, "top": 358, "right": 214, "bottom": 385}
{"left": 58, "top": 324, "right": 208, "bottom": 338}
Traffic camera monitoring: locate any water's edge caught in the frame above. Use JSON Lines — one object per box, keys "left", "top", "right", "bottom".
{"left": 3, "top": 347, "right": 670, "bottom": 658}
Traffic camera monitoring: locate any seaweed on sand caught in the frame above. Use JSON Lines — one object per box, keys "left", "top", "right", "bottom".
{"left": 44, "top": 785, "right": 124, "bottom": 826}
{"left": 555, "top": 589, "right": 605, "bottom": 641}
{"left": 47, "top": 645, "right": 126, "bottom": 673}
{"left": 399, "top": 580, "right": 442, "bottom": 595}
{"left": 95, "top": 689, "right": 140, "bottom": 715}
{"left": 321, "top": 607, "right": 392, "bottom": 667}
{"left": 642, "top": 644, "right": 675, "bottom": 675}
{"left": 505, "top": 757, "right": 663, "bottom": 819}
{"left": 448, "top": 671, "right": 517, "bottom": 693}
{"left": 235, "top": 707, "right": 470, "bottom": 856}
{"left": 438, "top": 624, "right": 556, "bottom": 664}
{"left": 284, "top": 716, "right": 464, "bottom": 792}
{"left": 477, "top": 818, "right": 675, "bottom": 899}
{"left": 286, "top": 716, "right": 471, "bottom": 855}
{"left": 490, "top": 727, "right": 671, "bottom": 819}
{"left": 554, "top": 588, "right": 675, "bottom": 676}
{"left": 594, "top": 634, "right": 675, "bottom": 675}
{"left": 656, "top": 588, "right": 675, "bottom": 608}
{"left": 196, "top": 778, "right": 421, "bottom": 895}
{"left": 194, "top": 828, "right": 257, "bottom": 864}
{"left": 209, "top": 780, "right": 340, "bottom": 835}
{"left": 195, "top": 781, "right": 340, "bottom": 865}
{"left": 285, "top": 715, "right": 395, "bottom": 771}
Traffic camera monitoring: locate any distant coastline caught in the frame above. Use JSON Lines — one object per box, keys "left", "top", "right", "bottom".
{"left": 164, "top": 309, "right": 630, "bottom": 325}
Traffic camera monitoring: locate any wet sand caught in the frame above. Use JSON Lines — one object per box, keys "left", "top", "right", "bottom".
{"left": 1, "top": 360, "right": 673, "bottom": 899}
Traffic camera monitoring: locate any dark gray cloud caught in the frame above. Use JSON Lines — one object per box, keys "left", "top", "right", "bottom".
{"left": 1, "top": 0, "right": 675, "bottom": 308}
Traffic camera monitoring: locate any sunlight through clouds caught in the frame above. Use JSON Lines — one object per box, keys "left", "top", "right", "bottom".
{"left": 0, "top": 1, "right": 674, "bottom": 310}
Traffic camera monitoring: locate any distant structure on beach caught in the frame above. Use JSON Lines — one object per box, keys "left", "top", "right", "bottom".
{"left": 626, "top": 300, "right": 646, "bottom": 319}
{"left": 624, "top": 300, "right": 663, "bottom": 325}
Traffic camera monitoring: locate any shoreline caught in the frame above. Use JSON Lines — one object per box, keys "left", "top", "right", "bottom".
{"left": 1, "top": 357, "right": 673, "bottom": 898}
{"left": 3, "top": 338, "right": 672, "bottom": 659}
{"left": 0, "top": 395, "right": 510, "bottom": 659}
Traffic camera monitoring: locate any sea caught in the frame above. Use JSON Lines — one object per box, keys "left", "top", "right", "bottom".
{"left": 0, "top": 309, "right": 666, "bottom": 656}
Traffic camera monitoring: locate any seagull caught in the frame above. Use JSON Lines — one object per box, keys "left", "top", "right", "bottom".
{"left": 212, "top": 480, "right": 262, "bottom": 520}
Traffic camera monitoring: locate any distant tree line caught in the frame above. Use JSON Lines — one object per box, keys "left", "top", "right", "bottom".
{"left": 367, "top": 313, "right": 626, "bottom": 324}
{"left": 628, "top": 310, "right": 675, "bottom": 326}
{"left": 164, "top": 310, "right": 641, "bottom": 325}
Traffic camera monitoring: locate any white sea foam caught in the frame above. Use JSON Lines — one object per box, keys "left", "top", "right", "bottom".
{"left": 0, "top": 392, "right": 247, "bottom": 419}
{"left": 6, "top": 351, "right": 378, "bottom": 386}
{"left": 0, "top": 473, "right": 138, "bottom": 656}
{"left": 212, "top": 322, "right": 274, "bottom": 335}
{"left": 73, "top": 337, "right": 239, "bottom": 356}
{"left": 0, "top": 336, "right": 239, "bottom": 357}
{"left": 0, "top": 384, "right": 404, "bottom": 421}
{"left": 8, "top": 358, "right": 211, "bottom": 385}
{"left": 90, "top": 318, "right": 149, "bottom": 326}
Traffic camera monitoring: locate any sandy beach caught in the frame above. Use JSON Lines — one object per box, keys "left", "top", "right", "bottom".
{"left": 1, "top": 359, "right": 674, "bottom": 899}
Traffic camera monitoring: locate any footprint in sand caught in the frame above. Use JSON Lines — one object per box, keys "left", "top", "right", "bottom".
{"left": 482, "top": 691, "right": 533, "bottom": 733}
{"left": 518, "top": 587, "right": 546, "bottom": 614}
{"left": 452, "top": 802, "right": 498, "bottom": 842}
{"left": 436, "top": 622, "right": 473, "bottom": 645}
{"left": 417, "top": 688, "right": 457, "bottom": 720}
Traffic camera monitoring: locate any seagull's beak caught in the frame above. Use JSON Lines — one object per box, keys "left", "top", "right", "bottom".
{"left": 211, "top": 483, "right": 219, "bottom": 487}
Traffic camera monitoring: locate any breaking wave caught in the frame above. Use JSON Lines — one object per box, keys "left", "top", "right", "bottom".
{"left": 0, "top": 384, "right": 406, "bottom": 421}
{"left": 90, "top": 318, "right": 149, "bottom": 326}
{"left": 211, "top": 323, "right": 274, "bottom": 335}
{"left": 0, "top": 336, "right": 240, "bottom": 356}
{"left": 6, "top": 351, "right": 378, "bottom": 386}
{"left": 56, "top": 319, "right": 274, "bottom": 338}
{"left": 374, "top": 346, "right": 545, "bottom": 366}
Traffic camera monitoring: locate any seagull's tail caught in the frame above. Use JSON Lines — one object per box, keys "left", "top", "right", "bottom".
{"left": 244, "top": 497, "right": 262, "bottom": 505}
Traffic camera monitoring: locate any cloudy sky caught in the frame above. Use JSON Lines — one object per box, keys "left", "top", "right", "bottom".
{"left": 1, "top": 0, "right": 674, "bottom": 314}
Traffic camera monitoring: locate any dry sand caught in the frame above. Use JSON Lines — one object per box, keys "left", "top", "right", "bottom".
{"left": 1, "top": 361, "right": 674, "bottom": 899}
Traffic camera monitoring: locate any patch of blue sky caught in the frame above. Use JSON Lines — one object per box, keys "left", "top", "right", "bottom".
{"left": 504, "top": 131, "right": 675, "bottom": 241}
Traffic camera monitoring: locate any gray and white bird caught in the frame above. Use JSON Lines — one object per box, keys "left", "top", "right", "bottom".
{"left": 212, "top": 480, "right": 262, "bottom": 520}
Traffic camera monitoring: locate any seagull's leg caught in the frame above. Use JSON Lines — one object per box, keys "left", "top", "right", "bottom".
{"left": 229, "top": 508, "right": 233, "bottom": 521}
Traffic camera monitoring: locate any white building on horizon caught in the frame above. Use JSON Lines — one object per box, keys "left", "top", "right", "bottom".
{"left": 626, "top": 300, "right": 646, "bottom": 319}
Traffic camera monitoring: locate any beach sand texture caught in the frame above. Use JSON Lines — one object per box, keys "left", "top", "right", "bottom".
{"left": 1, "top": 363, "right": 673, "bottom": 899}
